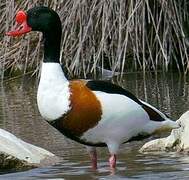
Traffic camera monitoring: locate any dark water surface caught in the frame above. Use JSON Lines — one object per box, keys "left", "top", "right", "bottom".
{"left": 0, "top": 72, "right": 189, "bottom": 179}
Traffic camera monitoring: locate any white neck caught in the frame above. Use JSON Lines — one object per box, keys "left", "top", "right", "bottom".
{"left": 37, "top": 62, "right": 70, "bottom": 120}
{"left": 39, "top": 62, "right": 68, "bottom": 84}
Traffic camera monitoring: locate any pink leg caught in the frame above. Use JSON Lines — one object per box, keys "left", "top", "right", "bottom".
{"left": 109, "top": 154, "right": 116, "bottom": 169}
{"left": 89, "top": 149, "right": 97, "bottom": 170}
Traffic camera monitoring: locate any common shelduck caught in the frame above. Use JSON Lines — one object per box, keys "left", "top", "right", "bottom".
{"left": 6, "top": 6, "right": 179, "bottom": 170}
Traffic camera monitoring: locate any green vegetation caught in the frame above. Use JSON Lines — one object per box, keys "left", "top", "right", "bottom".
{"left": 1, "top": 0, "right": 189, "bottom": 78}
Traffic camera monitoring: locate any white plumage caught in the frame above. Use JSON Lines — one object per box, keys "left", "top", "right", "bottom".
{"left": 81, "top": 91, "right": 178, "bottom": 154}
{"left": 37, "top": 63, "right": 70, "bottom": 121}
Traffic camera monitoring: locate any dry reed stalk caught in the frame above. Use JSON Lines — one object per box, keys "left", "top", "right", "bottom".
{"left": 0, "top": 0, "right": 189, "bottom": 78}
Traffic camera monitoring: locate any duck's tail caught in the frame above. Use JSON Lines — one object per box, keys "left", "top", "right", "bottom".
{"left": 156, "top": 118, "right": 180, "bottom": 132}
{"left": 142, "top": 118, "right": 179, "bottom": 135}
{"left": 140, "top": 100, "right": 180, "bottom": 134}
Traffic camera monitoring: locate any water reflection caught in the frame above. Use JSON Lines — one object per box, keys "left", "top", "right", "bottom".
{"left": 0, "top": 72, "right": 189, "bottom": 179}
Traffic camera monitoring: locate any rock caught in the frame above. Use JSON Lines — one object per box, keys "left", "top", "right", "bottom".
{"left": 0, "top": 128, "right": 59, "bottom": 170}
{"left": 140, "top": 111, "right": 189, "bottom": 153}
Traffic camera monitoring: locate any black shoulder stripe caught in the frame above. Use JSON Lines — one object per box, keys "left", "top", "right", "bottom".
{"left": 86, "top": 80, "right": 142, "bottom": 104}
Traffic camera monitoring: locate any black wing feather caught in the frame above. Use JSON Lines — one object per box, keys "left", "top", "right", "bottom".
{"left": 86, "top": 80, "right": 141, "bottom": 104}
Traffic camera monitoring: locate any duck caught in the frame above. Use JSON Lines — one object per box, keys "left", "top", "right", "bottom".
{"left": 6, "top": 6, "right": 179, "bottom": 170}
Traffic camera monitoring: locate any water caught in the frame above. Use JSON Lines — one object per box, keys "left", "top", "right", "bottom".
{"left": 0, "top": 72, "right": 189, "bottom": 179}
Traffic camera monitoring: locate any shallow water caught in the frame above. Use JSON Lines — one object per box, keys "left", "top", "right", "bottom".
{"left": 1, "top": 72, "right": 189, "bottom": 179}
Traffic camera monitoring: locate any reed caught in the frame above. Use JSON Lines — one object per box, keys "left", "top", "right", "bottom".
{"left": 0, "top": 0, "right": 189, "bottom": 78}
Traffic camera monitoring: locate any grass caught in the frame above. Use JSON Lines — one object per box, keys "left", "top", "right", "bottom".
{"left": 1, "top": 0, "right": 189, "bottom": 79}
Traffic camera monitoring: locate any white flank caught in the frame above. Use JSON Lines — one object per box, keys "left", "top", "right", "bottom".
{"left": 81, "top": 92, "right": 178, "bottom": 154}
{"left": 37, "top": 63, "right": 70, "bottom": 121}
{"left": 81, "top": 91, "right": 150, "bottom": 154}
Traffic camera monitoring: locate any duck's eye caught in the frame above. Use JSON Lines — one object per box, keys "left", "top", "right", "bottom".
{"left": 32, "top": 12, "right": 39, "bottom": 19}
